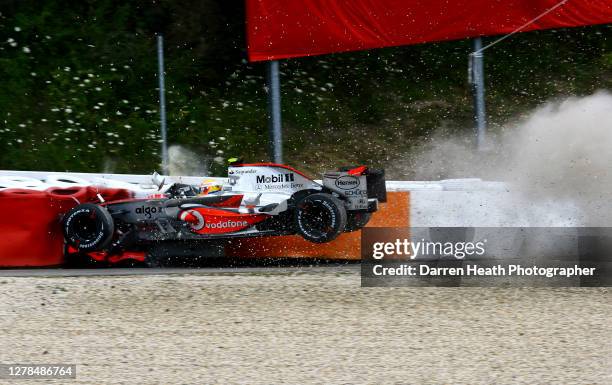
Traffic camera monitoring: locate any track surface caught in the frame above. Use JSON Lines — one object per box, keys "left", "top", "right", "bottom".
{"left": 0, "top": 265, "right": 610, "bottom": 384}
{"left": 0, "top": 265, "right": 339, "bottom": 277}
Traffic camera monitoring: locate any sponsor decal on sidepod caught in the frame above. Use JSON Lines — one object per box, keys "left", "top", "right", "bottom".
{"left": 206, "top": 220, "right": 249, "bottom": 229}
{"left": 135, "top": 206, "right": 164, "bottom": 218}
{"left": 256, "top": 173, "right": 295, "bottom": 184}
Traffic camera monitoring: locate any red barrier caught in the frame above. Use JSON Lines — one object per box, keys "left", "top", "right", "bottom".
{"left": 0, "top": 187, "right": 131, "bottom": 267}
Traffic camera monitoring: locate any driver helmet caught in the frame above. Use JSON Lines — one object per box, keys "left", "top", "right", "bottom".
{"left": 199, "top": 179, "right": 223, "bottom": 195}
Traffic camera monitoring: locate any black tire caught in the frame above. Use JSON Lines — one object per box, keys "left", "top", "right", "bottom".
{"left": 62, "top": 203, "right": 114, "bottom": 252}
{"left": 294, "top": 193, "right": 347, "bottom": 243}
{"left": 345, "top": 211, "right": 372, "bottom": 232}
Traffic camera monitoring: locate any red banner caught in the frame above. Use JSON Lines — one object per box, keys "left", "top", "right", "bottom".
{"left": 246, "top": 0, "right": 612, "bottom": 62}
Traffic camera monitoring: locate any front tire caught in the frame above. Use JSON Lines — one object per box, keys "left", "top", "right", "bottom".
{"left": 294, "top": 193, "right": 347, "bottom": 243}
{"left": 62, "top": 203, "right": 114, "bottom": 252}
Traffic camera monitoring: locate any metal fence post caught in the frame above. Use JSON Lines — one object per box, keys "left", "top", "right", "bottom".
{"left": 266, "top": 60, "right": 282, "bottom": 163}
{"left": 470, "top": 37, "right": 487, "bottom": 150}
{"left": 157, "top": 34, "right": 169, "bottom": 174}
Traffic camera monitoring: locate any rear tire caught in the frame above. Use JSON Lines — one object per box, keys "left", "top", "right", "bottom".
{"left": 62, "top": 203, "right": 114, "bottom": 252}
{"left": 294, "top": 193, "right": 347, "bottom": 243}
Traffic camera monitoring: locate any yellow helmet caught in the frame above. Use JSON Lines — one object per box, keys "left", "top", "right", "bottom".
{"left": 199, "top": 179, "right": 222, "bottom": 195}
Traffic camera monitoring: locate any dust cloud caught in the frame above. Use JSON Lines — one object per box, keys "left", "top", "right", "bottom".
{"left": 412, "top": 91, "right": 612, "bottom": 226}
{"left": 167, "top": 145, "right": 208, "bottom": 176}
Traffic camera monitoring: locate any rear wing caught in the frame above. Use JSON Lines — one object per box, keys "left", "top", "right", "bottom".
{"left": 364, "top": 168, "right": 386, "bottom": 203}
{"left": 325, "top": 166, "right": 387, "bottom": 205}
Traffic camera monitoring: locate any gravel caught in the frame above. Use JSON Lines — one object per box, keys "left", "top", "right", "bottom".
{"left": 0, "top": 267, "right": 610, "bottom": 384}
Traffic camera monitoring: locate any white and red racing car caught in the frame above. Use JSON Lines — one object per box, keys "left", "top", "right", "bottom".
{"left": 62, "top": 162, "right": 386, "bottom": 265}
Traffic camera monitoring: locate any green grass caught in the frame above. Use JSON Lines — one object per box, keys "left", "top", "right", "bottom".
{"left": 0, "top": 2, "right": 610, "bottom": 178}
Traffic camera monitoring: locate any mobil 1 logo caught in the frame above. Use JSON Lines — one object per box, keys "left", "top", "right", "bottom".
{"left": 255, "top": 172, "right": 303, "bottom": 190}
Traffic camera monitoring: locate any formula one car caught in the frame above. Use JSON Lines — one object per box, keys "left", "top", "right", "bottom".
{"left": 61, "top": 163, "right": 386, "bottom": 265}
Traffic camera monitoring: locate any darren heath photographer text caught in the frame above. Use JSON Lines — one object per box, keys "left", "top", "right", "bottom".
{"left": 372, "top": 264, "right": 595, "bottom": 278}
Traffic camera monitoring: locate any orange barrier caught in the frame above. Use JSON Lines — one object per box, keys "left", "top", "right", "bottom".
{"left": 225, "top": 191, "right": 409, "bottom": 260}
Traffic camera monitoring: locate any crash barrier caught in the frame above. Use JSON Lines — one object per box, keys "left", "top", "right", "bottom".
{"left": 0, "top": 186, "right": 132, "bottom": 267}
{"left": 0, "top": 170, "right": 548, "bottom": 266}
